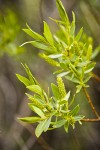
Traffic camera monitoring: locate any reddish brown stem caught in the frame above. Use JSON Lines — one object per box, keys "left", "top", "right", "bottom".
{"left": 81, "top": 118, "right": 100, "bottom": 122}
{"left": 83, "top": 87, "right": 100, "bottom": 119}
{"left": 92, "top": 73, "right": 100, "bottom": 83}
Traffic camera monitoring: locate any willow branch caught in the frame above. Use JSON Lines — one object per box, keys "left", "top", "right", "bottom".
{"left": 92, "top": 73, "right": 100, "bottom": 83}
{"left": 83, "top": 87, "right": 100, "bottom": 119}
{"left": 81, "top": 118, "right": 100, "bottom": 122}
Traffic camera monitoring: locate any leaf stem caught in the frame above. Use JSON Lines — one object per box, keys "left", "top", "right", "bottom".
{"left": 81, "top": 118, "right": 100, "bottom": 122}
{"left": 83, "top": 87, "right": 100, "bottom": 119}
{"left": 92, "top": 73, "right": 100, "bottom": 83}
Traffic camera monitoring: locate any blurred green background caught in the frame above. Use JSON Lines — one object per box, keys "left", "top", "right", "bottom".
{"left": 0, "top": 0, "right": 100, "bottom": 150}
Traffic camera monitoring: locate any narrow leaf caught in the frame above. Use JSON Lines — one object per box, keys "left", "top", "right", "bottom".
{"left": 71, "top": 105, "right": 80, "bottom": 116}
{"left": 57, "top": 71, "right": 70, "bottom": 77}
{"left": 16, "top": 74, "right": 30, "bottom": 86}
{"left": 92, "top": 45, "right": 100, "bottom": 59}
{"left": 44, "top": 117, "right": 52, "bottom": 132}
{"left": 51, "top": 83, "right": 61, "bottom": 100}
{"left": 56, "top": 0, "right": 69, "bottom": 24}
{"left": 28, "top": 104, "right": 45, "bottom": 118}
{"left": 84, "top": 62, "right": 96, "bottom": 74}
{"left": 53, "top": 119, "right": 66, "bottom": 128}
{"left": 64, "top": 122, "right": 69, "bottom": 133}
{"left": 35, "top": 119, "right": 47, "bottom": 137}
{"left": 76, "top": 85, "right": 82, "bottom": 93}
{"left": 63, "top": 91, "right": 70, "bottom": 101}
{"left": 75, "top": 27, "right": 83, "bottom": 41}
{"left": 25, "top": 23, "right": 45, "bottom": 41}
{"left": 74, "top": 115, "right": 85, "bottom": 121}
{"left": 18, "top": 116, "right": 42, "bottom": 123}
{"left": 70, "top": 11, "right": 75, "bottom": 37}
{"left": 27, "top": 85, "right": 42, "bottom": 95}
{"left": 22, "top": 64, "right": 38, "bottom": 85}
{"left": 43, "top": 21, "right": 54, "bottom": 45}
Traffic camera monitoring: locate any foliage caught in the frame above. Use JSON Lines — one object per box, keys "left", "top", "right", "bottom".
{"left": 0, "top": 9, "right": 24, "bottom": 57}
{"left": 16, "top": 64, "right": 84, "bottom": 137}
{"left": 21, "top": 0, "right": 100, "bottom": 93}
{"left": 17, "top": 0, "right": 100, "bottom": 137}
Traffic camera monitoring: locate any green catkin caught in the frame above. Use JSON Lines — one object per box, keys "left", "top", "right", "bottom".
{"left": 39, "top": 53, "right": 60, "bottom": 67}
{"left": 73, "top": 41, "right": 80, "bottom": 56}
{"left": 62, "top": 46, "right": 71, "bottom": 59}
{"left": 29, "top": 97, "right": 44, "bottom": 109}
{"left": 86, "top": 44, "right": 92, "bottom": 60}
{"left": 57, "top": 77, "right": 66, "bottom": 98}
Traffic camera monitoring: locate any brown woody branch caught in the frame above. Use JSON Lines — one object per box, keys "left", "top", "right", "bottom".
{"left": 81, "top": 118, "right": 100, "bottom": 122}
{"left": 92, "top": 73, "right": 100, "bottom": 82}
{"left": 83, "top": 87, "right": 100, "bottom": 119}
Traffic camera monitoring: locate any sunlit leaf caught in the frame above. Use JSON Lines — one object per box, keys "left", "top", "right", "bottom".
{"left": 28, "top": 104, "right": 45, "bottom": 118}
{"left": 56, "top": 0, "right": 69, "bottom": 24}
{"left": 75, "top": 27, "right": 83, "bottom": 41}
{"left": 53, "top": 119, "right": 66, "bottom": 128}
{"left": 35, "top": 119, "right": 48, "bottom": 137}
{"left": 71, "top": 105, "right": 80, "bottom": 116}
{"left": 43, "top": 21, "right": 54, "bottom": 45}
{"left": 27, "top": 85, "right": 42, "bottom": 95}
{"left": 18, "top": 116, "right": 42, "bottom": 123}
{"left": 16, "top": 74, "right": 31, "bottom": 86}
{"left": 51, "top": 83, "right": 61, "bottom": 100}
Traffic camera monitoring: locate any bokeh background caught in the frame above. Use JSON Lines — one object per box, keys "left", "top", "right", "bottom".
{"left": 0, "top": 0, "right": 100, "bottom": 150}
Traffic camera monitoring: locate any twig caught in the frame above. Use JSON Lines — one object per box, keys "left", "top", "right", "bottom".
{"left": 83, "top": 87, "right": 100, "bottom": 119}
{"left": 92, "top": 73, "right": 100, "bottom": 83}
{"left": 81, "top": 118, "right": 100, "bottom": 122}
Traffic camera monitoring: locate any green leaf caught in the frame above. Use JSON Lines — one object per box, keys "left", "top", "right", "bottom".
{"left": 22, "top": 64, "right": 38, "bottom": 85}
{"left": 48, "top": 54, "right": 62, "bottom": 59}
{"left": 18, "top": 116, "right": 42, "bottom": 123}
{"left": 75, "top": 27, "right": 83, "bottom": 41}
{"left": 43, "top": 21, "right": 54, "bottom": 45}
{"left": 71, "top": 105, "right": 80, "bottom": 116}
{"left": 57, "top": 71, "right": 70, "bottom": 77}
{"left": 51, "top": 83, "right": 61, "bottom": 100}
{"left": 69, "top": 63, "right": 79, "bottom": 78}
{"left": 65, "top": 76, "right": 80, "bottom": 84}
{"left": 21, "top": 41, "right": 54, "bottom": 53}
{"left": 63, "top": 91, "right": 70, "bottom": 101}
{"left": 16, "top": 74, "right": 31, "bottom": 86}
{"left": 35, "top": 119, "right": 48, "bottom": 137}
{"left": 56, "top": 0, "right": 69, "bottom": 24}
{"left": 43, "top": 117, "right": 52, "bottom": 132}
{"left": 27, "top": 85, "right": 42, "bottom": 95}
{"left": 28, "top": 104, "right": 45, "bottom": 118}
{"left": 53, "top": 119, "right": 66, "bottom": 128}
{"left": 92, "top": 45, "right": 100, "bottom": 59}
{"left": 23, "top": 24, "right": 45, "bottom": 42}
{"left": 74, "top": 115, "right": 85, "bottom": 121}
{"left": 76, "top": 85, "right": 82, "bottom": 93}
{"left": 86, "top": 44, "right": 92, "bottom": 60}
{"left": 64, "top": 122, "right": 69, "bottom": 133}
{"left": 70, "top": 11, "right": 75, "bottom": 37}
{"left": 84, "top": 62, "right": 96, "bottom": 74}
{"left": 84, "top": 74, "right": 92, "bottom": 83}
{"left": 69, "top": 95, "right": 75, "bottom": 107}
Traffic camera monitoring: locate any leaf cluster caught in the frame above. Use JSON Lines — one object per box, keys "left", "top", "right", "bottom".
{"left": 0, "top": 9, "right": 24, "bottom": 56}
{"left": 17, "top": 0, "right": 100, "bottom": 138}
{"left": 21, "top": 0, "right": 100, "bottom": 93}
{"left": 17, "top": 64, "right": 84, "bottom": 137}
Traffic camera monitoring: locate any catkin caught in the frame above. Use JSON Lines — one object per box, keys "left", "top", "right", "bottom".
{"left": 29, "top": 97, "right": 44, "bottom": 109}
{"left": 57, "top": 77, "right": 66, "bottom": 98}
